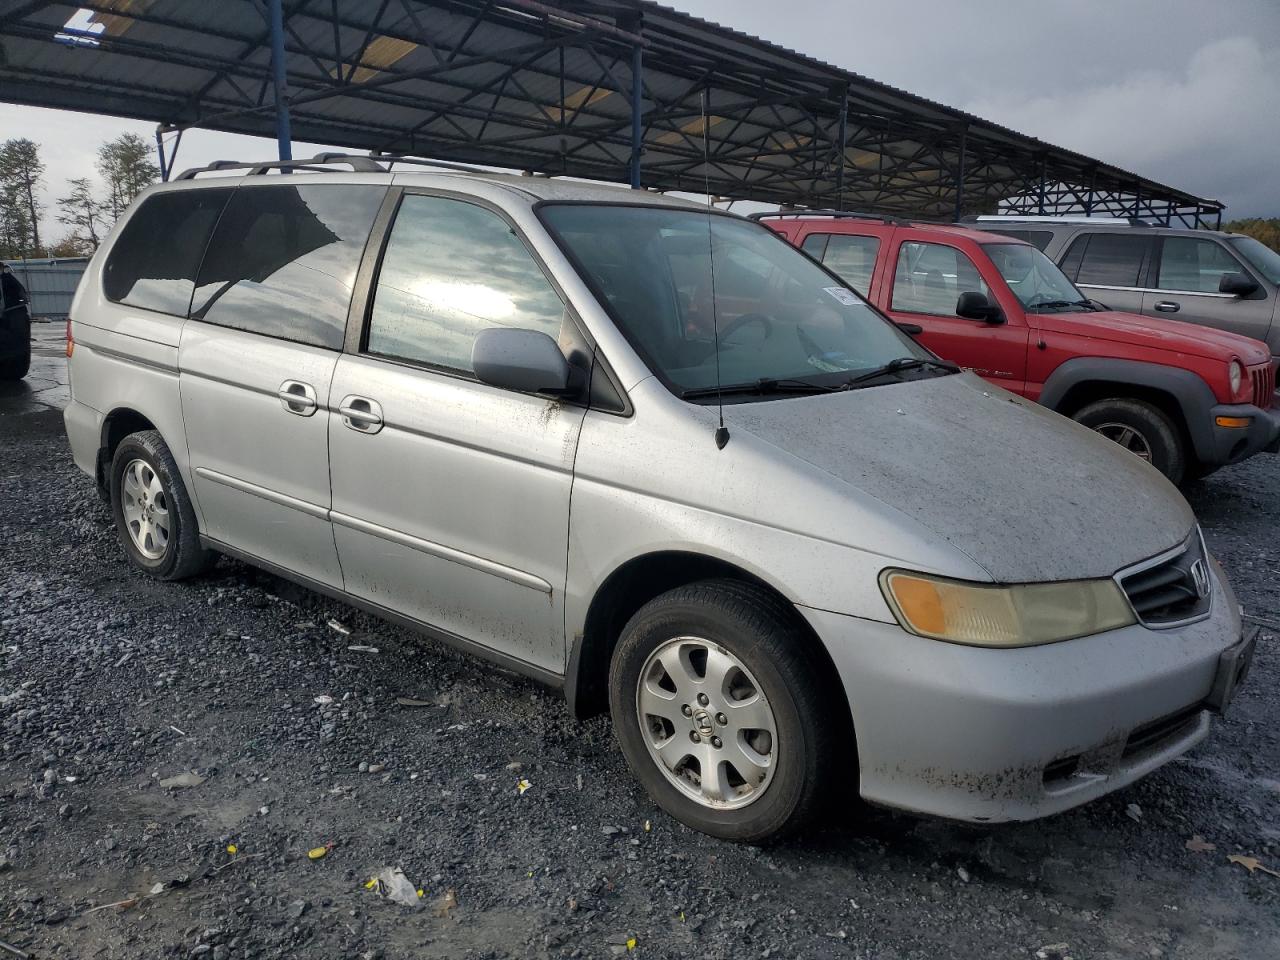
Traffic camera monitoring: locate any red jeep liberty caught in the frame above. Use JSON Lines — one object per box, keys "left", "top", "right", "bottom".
{"left": 762, "top": 213, "right": 1280, "bottom": 484}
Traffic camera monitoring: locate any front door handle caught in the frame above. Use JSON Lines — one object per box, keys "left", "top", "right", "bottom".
{"left": 1153, "top": 301, "right": 1181, "bottom": 313}
{"left": 278, "top": 380, "right": 318, "bottom": 416}
{"left": 339, "top": 395, "right": 384, "bottom": 434}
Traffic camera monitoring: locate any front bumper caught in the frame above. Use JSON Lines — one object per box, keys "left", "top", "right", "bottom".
{"left": 1203, "top": 401, "right": 1280, "bottom": 463}
{"left": 801, "top": 569, "right": 1247, "bottom": 822}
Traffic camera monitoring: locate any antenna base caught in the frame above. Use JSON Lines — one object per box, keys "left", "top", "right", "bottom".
{"left": 714, "top": 426, "right": 730, "bottom": 449}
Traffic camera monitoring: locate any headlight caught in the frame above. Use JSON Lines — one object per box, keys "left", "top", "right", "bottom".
{"left": 880, "top": 570, "right": 1136, "bottom": 647}
{"left": 1229, "top": 359, "right": 1245, "bottom": 398}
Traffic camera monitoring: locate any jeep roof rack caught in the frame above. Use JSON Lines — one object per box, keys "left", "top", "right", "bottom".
{"left": 750, "top": 209, "right": 913, "bottom": 226}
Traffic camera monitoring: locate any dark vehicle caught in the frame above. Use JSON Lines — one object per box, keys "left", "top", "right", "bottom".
{"left": 1, "top": 262, "right": 33, "bottom": 380}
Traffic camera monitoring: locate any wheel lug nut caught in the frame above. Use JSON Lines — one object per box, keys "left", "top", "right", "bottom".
{"left": 716, "top": 713, "right": 727, "bottom": 726}
{"left": 689, "top": 731, "right": 701, "bottom": 743}
{"left": 681, "top": 704, "right": 692, "bottom": 717}
{"left": 711, "top": 737, "right": 722, "bottom": 749}
{"left": 697, "top": 693, "right": 709, "bottom": 706}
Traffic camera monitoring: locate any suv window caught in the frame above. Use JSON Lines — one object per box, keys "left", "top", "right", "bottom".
{"left": 1158, "top": 237, "right": 1244, "bottom": 293}
{"left": 1071, "top": 233, "right": 1150, "bottom": 287}
{"left": 366, "top": 194, "right": 565, "bottom": 374}
{"left": 891, "top": 241, "right": 989, "bottom": 316}
{"left": 803, "top": 233, "right": 880, "bottom": 295}
{"left": 190, "top": 183, "right": 384, "bottom": 349}
{"left": 102, "top": 188, "right": 233, "bottom": 316}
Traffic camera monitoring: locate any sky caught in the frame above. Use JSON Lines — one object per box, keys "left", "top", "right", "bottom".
{"left": 2, "top": 0, "right": 1277, "bottom": 247}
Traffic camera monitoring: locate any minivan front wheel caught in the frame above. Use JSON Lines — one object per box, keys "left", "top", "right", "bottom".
{"left": 1073, "top": 398, "right": 1186, "bottom": 484}
{"left": 609, "top": 580, "right": 838, "bottom": 843}
{"left": 109, "top": 430, "right": 213, "bottom": 580}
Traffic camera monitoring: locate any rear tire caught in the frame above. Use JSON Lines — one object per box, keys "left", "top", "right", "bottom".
{"left": 1073, "top": 398, "right": 1186, "bottom": 484}
{"left": 109, "top": 430, "right": 213, "bottom": 580}
{"left": 608, "top": 579, "right": 841, "bottom": 843}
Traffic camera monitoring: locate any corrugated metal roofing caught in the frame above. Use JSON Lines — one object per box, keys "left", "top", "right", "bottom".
{"left": 0, "top": 1, "right": 1221, "bottom": 223}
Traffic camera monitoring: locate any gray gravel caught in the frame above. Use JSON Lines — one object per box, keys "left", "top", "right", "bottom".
{"left": 1, "top": 395, "right": 1278, "bottom": 959}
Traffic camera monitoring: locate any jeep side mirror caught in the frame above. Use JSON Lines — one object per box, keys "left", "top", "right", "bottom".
{"left": 1219, "top": 272, "right": 1260, "bottom": 298}
{"left": 472, "top": 328, "right": 583, "bottom": 396}
{"left": 956, "top": 291, "right": 1004, "bottom": 324}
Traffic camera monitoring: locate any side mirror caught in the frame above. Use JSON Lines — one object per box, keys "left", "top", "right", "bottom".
{"left": 1219, "top": 272, "right": 1260, "bottom": 298}
{"left": 956, "top": 291, "right": 1004, "bottom": 324}
{"left": 472, "top": 328, "right": 581, "bottom": 396}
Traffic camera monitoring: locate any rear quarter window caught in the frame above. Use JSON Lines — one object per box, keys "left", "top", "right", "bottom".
{"left": 102, "top": 188, "right": 234, "bottom": 316}
{"left": 190, "top": 183, "right": 385, "bottom": 350}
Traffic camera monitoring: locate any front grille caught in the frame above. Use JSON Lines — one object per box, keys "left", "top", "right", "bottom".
{"left": 1251, "top": 363, "right": 1276, "bottom": 408}
{"left": 1118, "top": 534, "right": 1211, "bottom": 627}
{"left": 1121, "top": 704, "right": 1202, "bottom": 760}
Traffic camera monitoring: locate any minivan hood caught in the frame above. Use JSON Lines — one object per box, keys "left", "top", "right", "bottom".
{"left": 1033, "top": 308, "right": 1272, "bottom": 364}
{"left": 723, "top": 372, "right": 1194, "bottom": 583}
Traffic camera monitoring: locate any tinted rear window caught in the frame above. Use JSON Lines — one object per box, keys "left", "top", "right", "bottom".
{"left": 102, "top": 188, "right": 233, "bottom": 316}
{"left": 190, "top": 183, "right": 385, "bottom": 349}
{"left": 1074, "top": 233, "right": 1150, "bottom": 287}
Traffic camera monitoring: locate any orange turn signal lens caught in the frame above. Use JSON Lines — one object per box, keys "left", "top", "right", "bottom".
{"left": 65, "top": 319, "right": 74, "bottom": 358}
{"left": 1215, "top": 416, "right": 1250, "bottom": 428}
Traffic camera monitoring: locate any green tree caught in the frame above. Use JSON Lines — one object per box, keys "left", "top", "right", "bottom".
{"left": 0, "top": 138, "right": 45, "bottom": 258}
{"left": 1223, "top": 217, "right": 1280, "bottom": 253}
{"left": 57, "top": 178, "right": 104, "bottom": 252}
{"left": 97, "top": 133, "right": 159, "bottom": 221}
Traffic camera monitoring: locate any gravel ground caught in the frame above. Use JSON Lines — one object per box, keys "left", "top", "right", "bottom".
{"left": 2, "top": 340, "right": 1278, "bottom": 959}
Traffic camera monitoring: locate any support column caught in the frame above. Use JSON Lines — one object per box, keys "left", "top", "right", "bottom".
{"left": 155, "top": 128, "right": 169, "bottom": 182}
{"left": 629, "top": 42, "right": 643, "bottom": 189}
{"left": 952, "top": 124, "right": 968, "bottom": 222}
{"left": 1037, "top": 155, "right": 1047, "bottom": 215}
{"left": 269, "top": 0, "right": 293, "bottom": 162}
{"left": 835, "top": 84, "right": 849, "bottom": 210}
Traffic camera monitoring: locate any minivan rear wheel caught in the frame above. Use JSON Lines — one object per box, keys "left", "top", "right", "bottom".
{"left": 109, "top": 430, "right": 213, "bottom": 580}
{"left": 608, "top": 580, "right": 838, "bottom": 843}
{"left": 1073, "top": 398, "right": 1186, "bottom": 484}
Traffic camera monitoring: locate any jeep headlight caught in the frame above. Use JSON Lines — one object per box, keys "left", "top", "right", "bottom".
{"left": 880, "top": 570, "right": 1135, "bottom": 647}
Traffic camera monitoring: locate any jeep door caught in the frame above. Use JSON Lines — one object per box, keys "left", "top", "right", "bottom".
{"left": 881, "top": 233, "right": 1029, "bottom": 394}
{"left": 178, "top": 180, "right": 386, "bottom": 588}
{"left": 325, "top": 190, "right": 586, "bottom": 676}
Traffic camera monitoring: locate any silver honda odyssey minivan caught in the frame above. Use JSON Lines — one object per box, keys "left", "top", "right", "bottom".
{"left": 64, "top": 155, "right": 1255, "bottom": 842}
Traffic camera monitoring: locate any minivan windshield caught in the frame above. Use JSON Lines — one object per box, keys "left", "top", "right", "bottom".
{"left": 1228, "top": 235, "right": 1280, "bottom": 285}
{"left": 539, "top": 204, "right": 935, "bottom": 397}
{"left": 983, "top": 242, "right": 1091, "bottom": 310}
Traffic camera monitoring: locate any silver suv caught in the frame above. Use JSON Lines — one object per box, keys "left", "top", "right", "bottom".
{"left": 968, "top": 216, "right": 1280, "bottom": 363}
{"left": 64, "top": 156, "right": 1255, "bottom": 842}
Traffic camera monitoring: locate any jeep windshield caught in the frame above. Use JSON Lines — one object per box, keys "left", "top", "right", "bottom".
{"left": 983, "top": 242, "right": 1095, "bottom": 311}
{"left": 539, "top": 204, "right": 938, "bottom": 398}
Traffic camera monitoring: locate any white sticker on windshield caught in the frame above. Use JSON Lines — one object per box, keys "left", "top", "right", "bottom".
{"left": 824, "top": 286, "right": 859, "bottom": 306}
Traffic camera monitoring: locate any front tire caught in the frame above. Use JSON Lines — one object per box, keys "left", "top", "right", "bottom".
{"left": 109, "top": 430, "right": 213, "bottom": 580}
{"left": 608, "top": 580, "right": 840, "bottom": 843}
{"left": 1073, "top": 398, "right": 1186, "bottom": 484}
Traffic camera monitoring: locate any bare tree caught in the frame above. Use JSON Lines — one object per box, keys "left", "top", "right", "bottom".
{"left": 97, "top": 133, "right": 159, "bottom": 222}
{"left": 57, "top": 178, "right": 104, "bottom": 252}
{"left": 0, "top": 138, "right": 45, "bottom": 257}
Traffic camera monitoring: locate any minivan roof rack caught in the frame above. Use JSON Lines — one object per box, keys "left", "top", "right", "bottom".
{"left": 174, "top": 152, "right": 387, "bottom": 179}
{"left": 960, "top": 214, "right": 1153, "bottom": 227}
{"left": 750, "top": 209, "right": 913, "bottom": 226}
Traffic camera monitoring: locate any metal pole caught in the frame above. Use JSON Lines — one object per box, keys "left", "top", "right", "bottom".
{"left": 155, "top": 128, "right": 169, "bottom": 182}
{"left": 268, "top": 0, "right": 293, "bottom": 162}
{"left": 1133, "top": 183, "right": 1142, "bottom": 220}
{"left": 1215, "top": 208, "right": 1222, "bottom": 230}
{"left": 835, "top": 85, "right": 849, "bottom": 210}
{"left": 952, "top": 124, "right": 967, "bottom": 222}
{"left": 629, "top": 41, "right": 643, "bottom": 189}
{"left": 1037, "top": 156, "right": 1047, "bottom": 215}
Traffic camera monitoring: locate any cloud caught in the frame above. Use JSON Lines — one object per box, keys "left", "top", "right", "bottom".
{"left": 964, "top": 36, "right": 1280, "bottom": 217}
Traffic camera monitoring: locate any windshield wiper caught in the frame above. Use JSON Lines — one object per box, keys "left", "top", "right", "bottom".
{"left": 1026, "top": 299, "right": 1087, "bottom": 312}
{"left": 680, "top": 377, "right": 838, "bottom": 401}
{"left": 841, "top": 357, "right": 959, "bottom": 388}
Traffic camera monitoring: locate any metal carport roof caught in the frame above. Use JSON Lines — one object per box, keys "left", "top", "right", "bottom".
{"left": 0, "top": 0, "right": 1224, "bottom": 226}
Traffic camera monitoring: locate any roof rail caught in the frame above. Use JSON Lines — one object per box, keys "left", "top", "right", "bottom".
{"left": 960, "top": 214, "right": 1153, "bottom": 227}
{"left": 750, "top": 209, "right": 913, "bottom": 226}
{"left": 367, "top": 151, "right": 508, "bottom": 176}
{"left": 173, "top": 152, "right": 386, "bottom": 180}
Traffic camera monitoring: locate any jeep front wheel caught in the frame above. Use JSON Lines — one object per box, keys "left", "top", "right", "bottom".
{"left": 1073, "top": 398, "right": 1186, "bottom": 484}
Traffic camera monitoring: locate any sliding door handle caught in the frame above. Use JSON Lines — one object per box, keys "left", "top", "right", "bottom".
{"left": 339, "top": 395, "right": 384, "bottom": 434}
